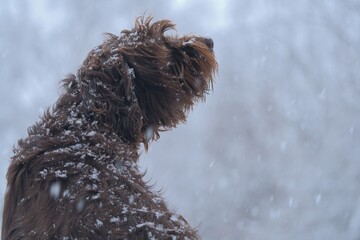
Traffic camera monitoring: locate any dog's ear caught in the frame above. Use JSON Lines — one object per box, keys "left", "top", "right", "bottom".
{"left": 77, "top": 65, "right": 145, "bottom": 147}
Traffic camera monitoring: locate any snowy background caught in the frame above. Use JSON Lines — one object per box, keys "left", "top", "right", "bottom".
{"left": 1, "top": 0, "right": 360, "bottom": 239}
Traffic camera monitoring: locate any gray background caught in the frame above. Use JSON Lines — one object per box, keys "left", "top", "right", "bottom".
{"left": 1, "top": 0, "right": 360, "bottom": 239}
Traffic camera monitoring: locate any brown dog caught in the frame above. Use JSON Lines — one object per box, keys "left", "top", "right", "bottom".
{"left": 2, "top": 16, "right": 217, "bottom": 239}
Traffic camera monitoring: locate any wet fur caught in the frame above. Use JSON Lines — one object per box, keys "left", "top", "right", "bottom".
{"left": 2, "top": 16, "right": 217, "bottom": 239}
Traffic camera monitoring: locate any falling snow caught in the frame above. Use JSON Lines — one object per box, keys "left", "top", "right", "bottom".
{"left": 50, "top": 182, "right": 61, "bottom": 199}
{"left": 1, "top": 1, "right": 360, "bottom": 240}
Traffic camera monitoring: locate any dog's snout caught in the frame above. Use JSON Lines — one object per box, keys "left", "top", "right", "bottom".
{"left": 204, "top": 38, "right": 214, "bottom": 49}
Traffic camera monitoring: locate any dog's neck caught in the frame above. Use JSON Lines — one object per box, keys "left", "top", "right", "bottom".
{"left": 14, "top": 98, "right": 140, "bottom": 167}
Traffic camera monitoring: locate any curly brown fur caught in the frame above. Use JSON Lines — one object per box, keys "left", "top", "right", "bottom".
{"left": 2, "top": 16, "right": 217, "bottom": 240}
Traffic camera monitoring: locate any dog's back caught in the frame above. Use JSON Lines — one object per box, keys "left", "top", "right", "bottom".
{"left": 3, "top": 116, "right": 198, "bottom": 239}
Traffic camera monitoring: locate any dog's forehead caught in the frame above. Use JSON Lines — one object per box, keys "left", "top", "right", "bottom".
{"left": 118, "top": 29, "right": 163, "bottom": 48}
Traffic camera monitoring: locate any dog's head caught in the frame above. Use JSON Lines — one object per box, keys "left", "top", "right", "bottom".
{"left": 74, "top": 16, "right": 217, "bottom": 148}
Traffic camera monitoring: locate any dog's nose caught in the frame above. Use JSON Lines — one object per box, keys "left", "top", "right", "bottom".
{"left": 204, "top": 38, "right": 214, "bottom": 49}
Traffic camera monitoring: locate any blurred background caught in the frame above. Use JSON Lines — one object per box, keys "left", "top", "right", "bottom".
{"left": 1, "top": 0, "right": 360, "bottom": 239}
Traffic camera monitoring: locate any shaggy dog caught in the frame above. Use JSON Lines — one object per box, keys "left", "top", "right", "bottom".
{"left": 2, "top": 16, "right": 217, "bottom": 239}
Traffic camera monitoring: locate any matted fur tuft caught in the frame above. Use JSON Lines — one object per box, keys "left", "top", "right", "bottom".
{"left": 2, "top": 16, "right": 217, "bottom": 240}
